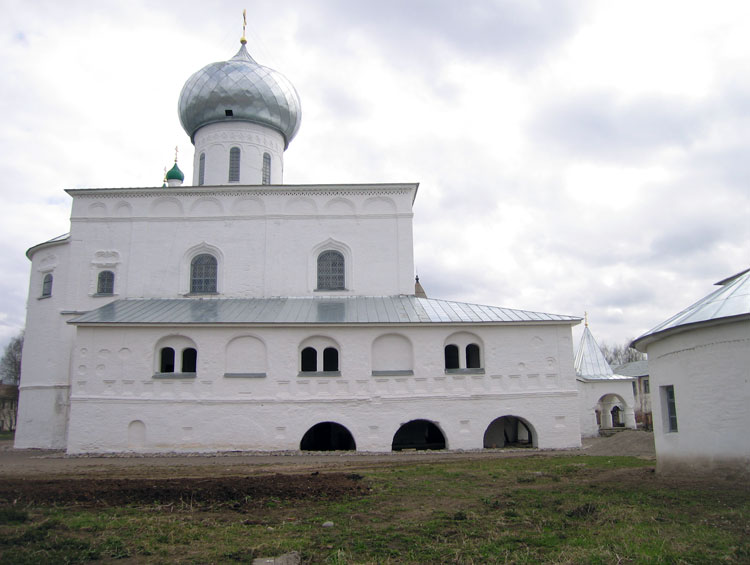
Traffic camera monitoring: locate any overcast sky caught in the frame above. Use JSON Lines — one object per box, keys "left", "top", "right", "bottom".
{"left": 1, "top": 0, "right": 749, "bottom": 353}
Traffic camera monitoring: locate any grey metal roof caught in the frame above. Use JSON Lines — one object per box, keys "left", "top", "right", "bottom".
{"left": 178, "top": 43, "right": 301, "bottom": 147}
{"left": 574, "top": 325, "right": 616, "bottom": 380}
{"left": 633, "top": 267, "right": 750, "bottom": 349}
{"left": 69, "top": 296, "right": 581, "bottom": 326}
{"left": 26, "top": 233, "right": 70, "bottom": 259}
{"left": 614, "top": 360, "right": 649, "bottom": 378}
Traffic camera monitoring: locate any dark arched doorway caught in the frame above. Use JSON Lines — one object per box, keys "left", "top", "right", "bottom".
{"left": 392, "top": 419, "right": 446, "bottom": 451}
{"left": 483, "top": 416, "right": 536, "bottom": 448}
{"left": 300, "top": 422, "right": 356, "bottom": 451}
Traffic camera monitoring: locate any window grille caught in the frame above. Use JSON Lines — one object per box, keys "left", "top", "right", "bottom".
{"left": 97, "top": 271, "right": 114, "bottom": 294}
{"left": 190, "top": 254, "right": 217, "bottom": 293}
{"left": 228, "top": 147, "right": 240, "bottom": 182}
{"left": 41, "top": 274, "right": 53, "bottom": 297}
{"left": 664, "top": 385, "right": 678, "bottom": 432}
{"left": 198, "top": 153, "right": 206, "bottom": 186}
{"left": 262, "top": 152, "right": 271, "bottom": 185}
{"left": 317, "top": 251, "right": 345, "bottom": 290}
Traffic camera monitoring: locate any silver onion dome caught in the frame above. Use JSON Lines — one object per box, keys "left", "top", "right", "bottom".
{"left": 178, "top": 44, "right": 301, "bottom": 148}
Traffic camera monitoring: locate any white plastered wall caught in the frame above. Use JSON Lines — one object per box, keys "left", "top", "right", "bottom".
{"left": 65, "top": 322, "right": 581, "bottom": 454}
{"left": 576, "top": 379, "right": 637, "bottom": 438}
{"left": 644, "top": 320, "right": 750, "bottom": 477}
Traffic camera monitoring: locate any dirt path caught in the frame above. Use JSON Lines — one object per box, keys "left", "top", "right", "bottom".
{"left": 0, "top": 430, "right": 654, "bottom": 480}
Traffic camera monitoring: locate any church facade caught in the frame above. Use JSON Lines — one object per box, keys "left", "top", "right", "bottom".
{"left": 15, "top": 35, "right": 583, "bottom": 454}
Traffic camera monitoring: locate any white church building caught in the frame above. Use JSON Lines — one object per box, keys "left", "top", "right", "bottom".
{"left": 15, "top": 34, "right": 584, "bottom": 454}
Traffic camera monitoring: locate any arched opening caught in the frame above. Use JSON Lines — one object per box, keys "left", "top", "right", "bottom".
{"left": 597, "top": 394, "right": 627, "bottom": 430}
{"left": 262, "top": 152, "right": 271, "bottom": 185}
{"left": 483, "top": 416, "right": 536, "bottom": 448}
{"left": 300, "top": 422, "right": 356, "bottom": 451}
{"left": 301, "top": 347, "right": 317, "bottom": 372}
{"left": 182, "top": 348, "right": 197, "bottom": 373}
{"left": 323, "top": 347, "right": 339, "bottom": 371}
{"left": 97, "top": 270, "right": 115, "bottom": 294}
{"left": 444, "top": 345, "right": 459, "bottom": 369}
{"left": 160, "top": 347, "right": 175, "bottom": 373}
{"left": 466, "top": 343, "right": 481, "bottom": 369}
{"left": 228, "top": 146, "right": 240, "bottom": 182}
{"left": 198, "top": 152, "right": 206, "bottom": 186}
{"left": 190, "top": 254, "right": 217, "bottom": 294}
{"left": 41, "top": 273, "right": 53, "bottom": 297}
{"left": 128, "top": 420, "right": 146, "bottom": 449}
{"left": 317, "top": 250, "right": 345, "bottom": 290}
{"left": 392, "top": 420, "right": 446, "bottom": 451}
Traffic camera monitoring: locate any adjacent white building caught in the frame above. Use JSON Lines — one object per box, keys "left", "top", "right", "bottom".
{"left": 575, "top": 323, "right": 636, "bottom": 437}
{"left": 15, "top": 36, "right": 583, "bottom": 454}
{"left": 632, "top": 268, "right": 750, "bottom": 477}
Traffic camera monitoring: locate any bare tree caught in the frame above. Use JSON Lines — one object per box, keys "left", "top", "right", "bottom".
{"left": 600, "top": 338, "right": 645, "bottom": 367}
{"left": 0, "top": 331, "right": 23, "bottom": 385}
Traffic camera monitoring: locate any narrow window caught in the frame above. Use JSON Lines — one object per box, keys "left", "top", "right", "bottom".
{"left": 632, "top": 381, "right": 637, "bottom": 396}
{"left": 663, "top": 385, "right": 678, "bottom": 432}
{"left": 190, "top": 254, "right": 217, "bottom": 294}
{"left": 323, "top": 347, "right": 339, "bottom": 372}
{"left": 198, "top": 152, "right": 206, "bottom": 186}
{"left": 317, "top": 250, "right": 345, "bottom": 290}
{"left": 160, "top": 347, "right": 175, "bottom": 373}
{"left": 41, "top": 273, "right": 53, "bottom": 297}
{"left": 644, "top": 378, "right": 650, "bottom": 394}
{"left": 444, "top": 345, "right": 459, "bottom": 370}
{"left": 182, "top": 348, "right": 197, "bottom": 373}
{"left": 262, "top": 152, "right": 271, "bottom": 185}
{"left": 301, "top": 347, "right": 317, "bottom": 372}
{"left": 97, "top": 271, "right": 115, "bottom": 294}
{"left": 466, "top": 343, "right": 481, "bottom": 369}
{"left": 228, "top": 147, "right": 240, "bottom": 182}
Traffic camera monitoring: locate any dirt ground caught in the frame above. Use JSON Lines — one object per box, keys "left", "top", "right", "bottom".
{"left": 0, "top": 430, "right": 656, "bottom": 506}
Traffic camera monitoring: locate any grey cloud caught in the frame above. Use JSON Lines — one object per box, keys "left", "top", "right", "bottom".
{"left": 529, "top": 92, "right": 709, "bottom": 162}
{"left": 295, "top": 0, "right": 591, "bottom": 74}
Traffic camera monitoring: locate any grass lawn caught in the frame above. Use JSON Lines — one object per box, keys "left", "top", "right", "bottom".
{"left": 0, "top": 455, "right": 747, "bottom": 563}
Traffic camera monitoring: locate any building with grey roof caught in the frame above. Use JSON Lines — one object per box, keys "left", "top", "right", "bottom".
{"left": 15, "top": 29, "right": 584, "bottom": 455}
{"left": 633, "top": 268, "right": 750, "bottom": 477}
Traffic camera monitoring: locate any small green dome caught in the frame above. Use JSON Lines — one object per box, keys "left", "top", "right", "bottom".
{"left": 166, "top": 162, "right": 184, "bottom": 181}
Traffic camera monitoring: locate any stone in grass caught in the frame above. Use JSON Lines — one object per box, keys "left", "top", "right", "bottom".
{"left": 252, "top": 551, "right": 301, "bottom": 565}
{"left": 322, "top": 521, "right": 335, "bottom": 528}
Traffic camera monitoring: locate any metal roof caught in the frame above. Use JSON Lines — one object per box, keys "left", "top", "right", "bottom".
{"left": 633, "top": 267, "right": 750, "bottom": 349}
{"left": 574, "top": 325, "right": 616, "bottom": 380}
{"left": 69, "top": 296, "right": 581, "bottom": 326}
{"left": 614, "top": 360, "right": 649, "bottom": 378}
{"left": 178, "top": 44, "right": 301, "bottom": 147}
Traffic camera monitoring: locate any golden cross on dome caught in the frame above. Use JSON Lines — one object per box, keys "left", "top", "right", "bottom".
{"left": 241, "top": 9, "right": 247, "bottom": 45}
{"left": 174, "top": 145, "right": 179, "bottom": 163}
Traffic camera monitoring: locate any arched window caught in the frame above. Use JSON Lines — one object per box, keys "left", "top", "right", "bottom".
{"left": 301, "top": 347, "right": 317, "bottom": 372}
{"left": 228, "top": 147, "right": 240, "bottom": 182}
{"left": 198, "top": 152, "right": 206, "bottom": 186}
{"left": 190, "top": 254, "right": 217, "bottom": 294}
{"left": 182, "top": 348, "right": 197, "bottom": 373}
{"left": 97, "top": 271, "right": 115, "bottom": 295}
{"left": 262, "top": 152, "right": 271, "bottom": 185}
{"left": 41, "top": 273, "right": 53, "bottom": 297}
{"left": 160, "top": 347, "right": 175, "bottom": 373}
{"left": 317, "top": 250, "right": 345, "bottom": 290}
{"left": 323, "top": 347, "right": 339, "bottom": 372}
{"left": 444, "top": 344, "right": 459, "bottom": 369}
{"left": 466, "top": 343, "right": 481, "bottom": 369}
